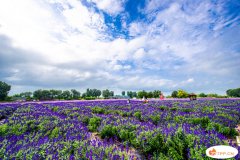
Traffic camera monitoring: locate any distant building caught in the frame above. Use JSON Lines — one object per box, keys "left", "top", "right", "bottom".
{"left": 189, "top": 93, "right": 197, "bottom": 100}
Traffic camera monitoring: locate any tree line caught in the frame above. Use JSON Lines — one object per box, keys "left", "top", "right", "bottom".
{"left": 226, "top": 88, "right": 240, "bottom": 97}
{"left": 0, "top": 81, "right": 239, "bottom": 101}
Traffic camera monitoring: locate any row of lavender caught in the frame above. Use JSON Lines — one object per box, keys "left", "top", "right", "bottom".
{"left": 0, "top": 99, "right": 240, "bottom": 159}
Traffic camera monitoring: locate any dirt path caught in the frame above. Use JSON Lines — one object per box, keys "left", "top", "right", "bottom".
{"left": 236, "top": 124, "right": 240, "bottom": 146}
{"left": 90, "top": 132, "right": 142, "bottom": 160}
{"left": 0, "top": 119, "right": 5, "bottom": 125}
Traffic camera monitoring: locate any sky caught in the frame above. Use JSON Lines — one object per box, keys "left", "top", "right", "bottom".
{"left": 0, "top": 0, "right": 240, "bottom": 95}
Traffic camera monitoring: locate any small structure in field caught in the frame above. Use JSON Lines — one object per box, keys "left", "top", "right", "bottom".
{"left": 160, "top": 93, "right": 164, "bottom": 100}
{"left": 189, "top": 93, "right": 197, "bottom": 101}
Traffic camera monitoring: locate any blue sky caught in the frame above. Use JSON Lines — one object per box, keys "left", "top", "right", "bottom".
{"left": 0, "top": 0, "right": 239, "bottom": 95}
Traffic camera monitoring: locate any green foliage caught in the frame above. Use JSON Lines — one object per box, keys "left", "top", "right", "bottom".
{"left": 119, "top": 128, "right": 136, "bottom": 142}
{"left": 84, "top": 97, "right": 96, "bottom": 100}
{"left": 71, "top": 89, "right": 81, "bottom": 99}
{"left": 150, "top": 115, "right": 160, "bottom": 125}
{"left": 11, "top": 124, "right": 27, "bottom": 135}
{"left": 180, "top": 108, "right": 194, "bottom": 113}
{"left": 91, "top": 107, "right": 105, "bottom": 114}
{"left": 137, "top": 90, "right": 148, "bottom": 98}
{"left": 0, "top": 81, "right": 11, "bottom": 101}
{"left": 133, "top": 111, "right": 142, "bottom": 121}
{"left": 198, "top": 93, "right": 207, "bottom": 97}
{"left": 0, "top": 124, "right": 8, "bottom": 136}
{"left": 166, "top": 128, "right": 188, "bottom": 160}
{"left": 51, "top": 106, "right": 59, "bottom": 112}
{"left": 49, "top": 127, "right": 60, "bottom": 139}
{"left": 102, "top": 89, "right": 114, "bottom": 98}
{"left": 170, "top": 107, "right": 178, "bottom": 111}
{"left": 174, "top": 116, "right": 186, "bottom": 123}
{"left": 226, "top": 88, "right": 240, "bottom": 97}
{"left": 191, "top": 117, "right": 210, "bottom": 128}
{"left": 202, "top": 106, "right": 215, "bottom": 113}
{"left": 159, "top": 106, "right": 168, "bottom": 111}
{"left": 83, "top": 88, "right": 101, "bottom": 98}
{"left": 61, "top": 90, "right": 72, "bottom": 100}
{"left": 207, "top": 93, "right": 219, "bottom": 98}
{"left": 137, "top": 131, "right": 166, "bottom": 156}
{"left": 88, "top": 117, "right": 101, "bottom": 132}
{"left": 137, "top": 90, "right": 161, "bottom": 98}
{"left": 81, "top": 116, "right": 90, "bottom": 125}
{"left": 171, "top": 91, "right": 178, "bottom": 98}
{"left": 100, "top": 125, "right": 118, "bottom": 139}
{"left": 177, "top": 89, "right": 188, "bottom": 98}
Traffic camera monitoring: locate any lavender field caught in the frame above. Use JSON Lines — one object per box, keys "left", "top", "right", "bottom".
{"left": 0, "top": 99, "right": 240, "bottom": 160}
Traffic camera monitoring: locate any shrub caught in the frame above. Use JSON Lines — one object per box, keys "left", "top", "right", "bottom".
{"left": 170, "top": 107, "right": 178, "bottom": 111}
{"left": 191, "top": 117, "right": 210, "bottom": 128}
{"left": 81, "top": 116, "right": 90, "bottom": 125}
{"left": 138, "top": 131, "right": 166, "bottom": 156}
{"left": 11, "top": 124, "right": 27, "bottom": 135}
{"left": 159, "top": 106, "right": 168, "bottom": 111}
{"left": 133, "top": 111, "right": 142, "bottom": 121}
{"left": 100, "top": 125, "right": 118, "bottom": 139}
{"left": 0, "top": 124, "right": 8, "bottom": 136}
{"left": 49, "top": 127, "right": 60, "bottom": 139}
{"left": 181, "top": 108, "right": 194, "bottom": 113}
{"left": 91, "top": 107, "right": 105, "bottom": 114}
{"left": 51, "top": 106, "right": 59, "bottom": 112}
{"left": 150, "top": 115, "right": 160, "bottom": 125}
{"left": 88, "top": 117, "right": 101, "bottom": 132}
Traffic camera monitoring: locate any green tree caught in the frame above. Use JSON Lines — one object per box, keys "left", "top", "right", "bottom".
{"left": 207, "top": 93, "right": 219, "bottom": 98}
{"left": 71, "top": 89, "right": 81, "bottom": 99}
{"left": 127, "top": 91, "right": 133, "bottom": 98}
{"left": 226, "top": 88, "right": 240, "bottom": 97}
{"left": 171, "top": 90, "right": 178, "bottom": 98}
{"left": 61, "top": 90, "right": 71, "bottom": 100}
{"left": 153, "top": 90, "right": 161, "bottom": 98}
{"left": 132, "top": 91, "right": 137, "bottom": 98}
{"left": 122, "top": 91, "right": 125, "bottom": 96}
{"left": 198, "top": 93, "right": 207, "bottom": 97}
{"left": 137, "top": 90, "right": 148, "bottom": 98}
{"left": 177, "top": 89, "right": 188, "bottom": 98}
{"left": 147, "top": 91, "right": 153, "bottom": 98}
{"left": 0, "top": 81, "right": 11, "bottom": 101}
{"left": 102, "top": 89, "right": 110, "bottom": 98}
{"left": 41, "top": 90, "right": 51, "bottom": 100}
{"left": 110, "top": 91, "right": 114, "bottom": 97}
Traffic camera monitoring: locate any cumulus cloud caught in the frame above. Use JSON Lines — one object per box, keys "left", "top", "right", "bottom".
{"left": 90, "top": 0, "right": 125, "bottom": 15}
{"left": 0, "top": 0, "right": 239, "bottom": 95}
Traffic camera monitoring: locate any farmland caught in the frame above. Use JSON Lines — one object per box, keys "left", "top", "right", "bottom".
{"left": 0, "top": 99, "right": 240, "bottom": 159}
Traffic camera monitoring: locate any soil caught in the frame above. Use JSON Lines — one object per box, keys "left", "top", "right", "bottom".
{"left": 89, "top": 132, "right": 142, "bottom": 159}
{"left": 0, "top": 119, "right": 5, "bottom": 125}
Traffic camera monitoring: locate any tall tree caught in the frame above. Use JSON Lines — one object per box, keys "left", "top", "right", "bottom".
{"left": 177, "top": 90, "right": 188, "bottom": 98}
{"left": 71, "top": 89, "right": 81, "bottom": 99}
{"left": 132, "top": 92, "right": 137, "bottom": 98}
{"left": 122, "top": 91, "right": 125, "bottom": 96}
{"left": 171, "top": 91, "right": 178, "bottom": 98}
{"left": 137, "top": 90, "right": 147, "bottom": 98}
{"left": 33, "top": 89, "right": 42, "bottom": 100}
{"left": 61, "top": 90, "right": 71, "bottom": 100}
{"left": 127, "top": 91, "right": 133, "bottom": 98}
{"left": 198, "top": 93, "right": 207, "bottom": 97}
{"left": 0, "top": 81, "right": 11, "bottom": 100}
{"left": 153, "top": 90, "right": 161, "bottom": 98}
{"left": 226, "top": 88, "right": 240, "bottom": 97}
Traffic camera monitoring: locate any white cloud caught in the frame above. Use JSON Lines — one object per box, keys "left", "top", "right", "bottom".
{"left": 90, "top": 0, "right": 125, "bottom": 15}
{"left": 0, "top": 0, "right": 239, "bottom": 95}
